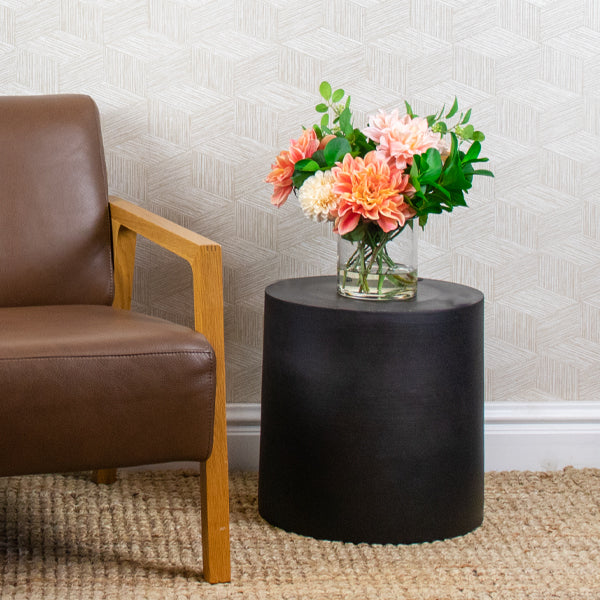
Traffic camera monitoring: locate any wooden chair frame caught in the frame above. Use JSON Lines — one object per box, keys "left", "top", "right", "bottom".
{"left": 95, "top": 196, "right": 230, "bottom": 584}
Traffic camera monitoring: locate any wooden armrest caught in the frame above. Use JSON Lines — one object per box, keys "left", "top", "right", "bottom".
{"left": 108, "top": 196, "right": 223, "bottom": 344}
{"left": 109, "top": 196, "right": 220, "bottom": 259}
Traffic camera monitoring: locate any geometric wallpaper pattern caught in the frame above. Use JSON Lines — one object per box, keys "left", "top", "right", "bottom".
{"left": 1, "top": 0, "right": 599, "bottom": 404}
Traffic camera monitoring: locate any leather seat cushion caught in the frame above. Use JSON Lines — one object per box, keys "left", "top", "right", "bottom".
{"left": 0, "top": 305, "right": 216, "bottom": 476}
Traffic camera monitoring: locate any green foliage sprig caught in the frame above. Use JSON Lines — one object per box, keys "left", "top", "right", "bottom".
{"left": 291, "top": 82, "right": 376, "bottom": 189}
{"left": 292, "top": 81, "right": 493, "bottom": 227}
{"left": 405, "top": 99, "right": 493, "bottom": 226}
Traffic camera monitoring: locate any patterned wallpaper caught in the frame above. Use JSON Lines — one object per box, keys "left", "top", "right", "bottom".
{"left": 2, "top": 0, "right": 599, "bottom": 405}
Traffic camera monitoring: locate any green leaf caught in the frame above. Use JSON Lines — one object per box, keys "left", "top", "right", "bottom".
{"left": 409, "top": 160, "right": 422, "bottom": 193}
{"left": 319, "top": 81, "right": 332, "bottom": 101}
{"left": 324, "top": 136, "right": 352, "bottom": 165}
{"left": 463, "top": 141, "right": 481, "bottom": 163}
{"left": 292, "top": 171, "right": 314, "bottom": 188}
{"left": 342, "top": 221, "right": 367, "bottom": 243}
{"left": 339, "top": 106, "right": 353, "bottom": 136}
{"left": 461, "top": 109, "right": 472, "bottom": 124}
{"left": 321, "top": 113, "right": 329, "bottom": 130}
{"left": 449, "top": 190, "right": 468, "bottom": 207}
{"left": 309, "top": 149, "right": 327, "bottom": 167}
{"left": 332, "top": 88, "right": 344, "bottom": 102}
{"left": 418, "top": 148, "right": 443, "bottom": 184}
{"left": 460, "top": 124, "right": 474, "bottom": 140}
{"left": 294, "top": 158, "right": 319, "bottom": 172}
{"left": 351, "top": 129, "right": 377, "bottom": 155}
{"left": 404, "top": 100, "right": 415, "bottom": 118}
{"left": 315, "top": 103, "right": 328, "bottom": 113}
{"left": 472, "top": 169, "right": 494, "bottom": 177}
{"left": 473, "top": 131, "right": 485, "bottom": 142}
{"left": 426, "top": 181, "right": 451, "bottom": 200}
{"left": 445, "top": 97, "right": 459, "bottom": 119}
{"left": 440, "top": 134, "right": 471, "bottom": 191}
{"left": 313, "top": 124, "right": 322, "bottom": 138}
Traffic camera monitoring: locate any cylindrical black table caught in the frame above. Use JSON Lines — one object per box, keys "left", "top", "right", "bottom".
{"left": 258, "top": 276, "right": 484, "bottom": 545}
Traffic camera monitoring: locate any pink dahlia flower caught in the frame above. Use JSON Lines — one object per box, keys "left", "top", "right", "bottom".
{"left": 331, "top": 151, "right": 415, "bottom": 235}
{"left": 363, "top": 109, "right": 448, "bottom": 172}
{"left": 265, "top": 128, "right": 320, "bottom": 206}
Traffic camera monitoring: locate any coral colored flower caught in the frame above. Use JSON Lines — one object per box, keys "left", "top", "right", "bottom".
{"left": 331, "top": 151, "right": 415, "bottom": 235}
{"left": 363, "top": 110, "right": 448, "bottom": 172}
{"left": 298, "top": 170, "right": 337, "bottom": 222}
{"left": 265, "top": 129, "right": 320, "bottom": 206}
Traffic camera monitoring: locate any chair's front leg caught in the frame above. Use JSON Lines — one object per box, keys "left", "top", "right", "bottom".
{"left": 200, "top": 393, "right": 231, "bottom": 583}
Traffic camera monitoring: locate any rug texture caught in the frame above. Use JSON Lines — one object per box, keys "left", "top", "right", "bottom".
{"left": 0, "top": 468, "right": 599, "bottom": 599}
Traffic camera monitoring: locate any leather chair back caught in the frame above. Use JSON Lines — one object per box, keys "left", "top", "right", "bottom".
{"left": 0, "top": 94, "right": 114, "bottom": 307}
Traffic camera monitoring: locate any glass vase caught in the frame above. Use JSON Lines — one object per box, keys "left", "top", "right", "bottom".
{"left": 337, "top": 221, "right": 418, "bottom": 301}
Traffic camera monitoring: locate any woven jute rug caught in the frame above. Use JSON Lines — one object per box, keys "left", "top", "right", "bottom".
{"left": 1, "top": 468, "right": 599, "bottom": 599}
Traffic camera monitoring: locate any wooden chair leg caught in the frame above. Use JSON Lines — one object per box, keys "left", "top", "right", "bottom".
{"left": 92, "top": 468, "right": 118, "bottom": 484}
{"left": 199, "top": 399, "right": 231, "bottom": 583}
{"left": 200, "top": 457, "right": 230, "bottom": 583}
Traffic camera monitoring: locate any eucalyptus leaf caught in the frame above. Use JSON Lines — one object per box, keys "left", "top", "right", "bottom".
{"left": 461, "top": 109, "right": 472, "bottom": 124}
{"left": 319, "top": 81, "right": 332, "bottom": 101}
{"left": 310, "top": 150, "right": 327, "bottom": 168}
{"left": 315, "top": 103, "right": 328, "bottom": 113}
{"left": 324, "top": 136, "right": 351, "bottom": 165}
{"left": 332, "top": 88, "right": 344, "bottom": 102}
{"left": 462, "top": 124, "right": 474, "bottom": 139}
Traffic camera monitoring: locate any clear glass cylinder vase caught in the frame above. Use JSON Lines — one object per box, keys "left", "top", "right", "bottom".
{"left": 337, "top": 221, "right": 418, "bottom": 301}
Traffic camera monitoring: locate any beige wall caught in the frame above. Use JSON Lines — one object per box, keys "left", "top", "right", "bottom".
{"left": 2, "top": 0, "right": 599, "bottom": 404}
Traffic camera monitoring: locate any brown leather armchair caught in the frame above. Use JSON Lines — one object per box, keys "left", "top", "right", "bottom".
{"left": 0, "top": 94, "right": 230, "bottom": 583}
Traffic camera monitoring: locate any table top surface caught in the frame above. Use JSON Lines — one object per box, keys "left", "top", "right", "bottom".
{"left": 265, "top": 276, "right": 483, "bottom": 314}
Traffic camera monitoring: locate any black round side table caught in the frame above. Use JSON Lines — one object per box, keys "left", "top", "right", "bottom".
{"left": 258, "top": 276, "right": 484, "bottom": 545}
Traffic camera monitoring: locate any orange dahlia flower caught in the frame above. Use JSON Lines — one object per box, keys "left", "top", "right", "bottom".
{"left": 265, "top": 128, "right": 320, "bottom": 206}
{"left": 331, "top": 151, "right": 415, "bottom": 235}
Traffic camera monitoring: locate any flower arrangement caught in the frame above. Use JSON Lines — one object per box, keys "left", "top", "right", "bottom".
{"left": 266, "top": 82, "right": 493, "bottom": 299}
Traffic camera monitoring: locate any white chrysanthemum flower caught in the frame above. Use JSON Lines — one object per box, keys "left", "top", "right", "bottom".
{"left": 298, "top": 170, "right": 337, "bottom": 222}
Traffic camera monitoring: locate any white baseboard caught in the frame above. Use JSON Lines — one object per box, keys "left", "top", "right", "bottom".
{"left": 226, "top": 403, "right": 261, "bottom": 472}
{"left": 125, "top": 402, "right": 600, "bottom": 474}
{"left": 226, "top": 402, "right": 600, "bottom": 473}
{"left": 484, "top": 401, "right": 600, "bottom": 471}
